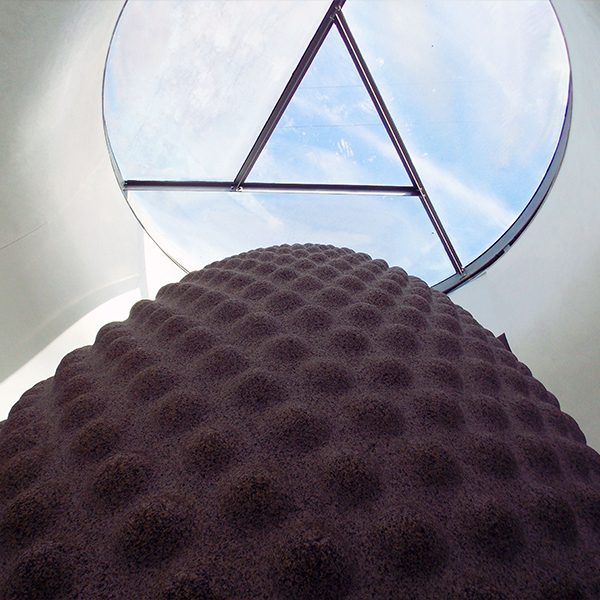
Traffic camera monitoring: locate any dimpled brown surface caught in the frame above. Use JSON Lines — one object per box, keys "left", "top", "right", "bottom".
{"left": 1, "top": 243, "right": 600, "bottom": 600}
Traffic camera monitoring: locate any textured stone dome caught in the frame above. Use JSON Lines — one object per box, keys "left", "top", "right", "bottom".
{"left": 1, "top": 243, "right": 599, "bottom": 599}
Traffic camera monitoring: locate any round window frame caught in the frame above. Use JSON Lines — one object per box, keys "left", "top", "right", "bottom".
{"left": 101, "top": 0, "right": 573, "bottom": 294}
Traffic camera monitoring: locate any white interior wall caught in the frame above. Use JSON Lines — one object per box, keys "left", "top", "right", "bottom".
{"left": 0, "top": 288, "right": 142, "bottom": 414}
{"left": 0, "top": 228, "right": 183, "bottom": 420}
{"left": 0, "top": 1, "right": 146, "bottom": 385}
{"left": 450, "top": 1, "right": 600, "bottom": 450}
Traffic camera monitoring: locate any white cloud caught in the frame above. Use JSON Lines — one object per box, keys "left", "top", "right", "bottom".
{"left": 345, "top": 0, "right": 569, "bottom": 172}
{"left": 232, "top": 194, "right": 286, "bottom": 231}
{"left": 418, "top": 157, "right": 517, "bottom": 231}
{"left": 106, "top": 0, "right": 331, "bottom": 179}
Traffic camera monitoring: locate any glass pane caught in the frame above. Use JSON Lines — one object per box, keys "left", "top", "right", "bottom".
{"left": 249, "top": 26, "right": 412, "bottom": 186}
{"left": 104, "top": 0, "right": 331, "bottom": 181}
{"left": 343, "top": 0, "right": 570, "bottom": 264}
{"left": 128, "top": 190, "right": 454, "bottom": 284}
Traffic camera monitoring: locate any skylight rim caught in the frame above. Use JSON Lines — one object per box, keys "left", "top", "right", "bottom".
{"left": 433, "top": 68, "right": 573, "bottom": 294}
{"left": 102, "top": 0, "right": 572, "bottom": 291}
{"left": 433, "top": 0, "right": 573, "bottom": 293}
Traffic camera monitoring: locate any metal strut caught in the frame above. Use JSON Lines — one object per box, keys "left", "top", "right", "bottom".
{"left": 232, "top": 0, "right": 347, "bottom": 191}
{"left": 123, "top": 0, "right": 465, "bottom": 278}
{"left": 124, "top": 180, "right": 419, "bottom": 196}
{"left": 333, "top": 9, "right": 464, "bottom": 275}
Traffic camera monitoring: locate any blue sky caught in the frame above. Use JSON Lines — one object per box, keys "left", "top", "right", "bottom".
{"left": 105, "top": 0, "right": 570, "bottom": 284}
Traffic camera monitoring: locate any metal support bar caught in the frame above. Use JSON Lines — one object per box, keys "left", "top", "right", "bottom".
{"left": 232, "top": 0, "right": 346, "bottom": 189}
{"left": 124, "top": 179, "right": 419, "bottom": 196}
{"left": 239, "top": 182, "right": 418, "bottom": 196}
{"left": 334, "top": 10, "right": 464, "bottom": 275}
{"left": 124, "top": 180, "right": 234, "bottom": 192}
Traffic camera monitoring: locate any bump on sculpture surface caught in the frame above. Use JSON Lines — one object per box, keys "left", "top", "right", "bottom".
{"left": 1, "top": 243, "right": 599, "bottom": 599}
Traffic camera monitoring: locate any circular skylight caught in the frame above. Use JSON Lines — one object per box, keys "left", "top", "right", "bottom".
{"left": 103, "top": 0, "right": 570, "bottom": 290}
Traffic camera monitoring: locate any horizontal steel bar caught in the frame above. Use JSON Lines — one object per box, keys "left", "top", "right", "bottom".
{"left": 124, "top": 179, "right": 420, "bottom": 196}
{"left": 239, "top": 182, "right": 419, "bottom": 195}
{"left": 124, "top": 180, "right": 235, "bottom": 192}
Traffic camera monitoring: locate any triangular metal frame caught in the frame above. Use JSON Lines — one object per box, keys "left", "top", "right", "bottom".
{"left": 124, "top": 0, "right": 464, "bottom": 275}
{"left": 242, "top": 10, "right": 415, "bottom": 190}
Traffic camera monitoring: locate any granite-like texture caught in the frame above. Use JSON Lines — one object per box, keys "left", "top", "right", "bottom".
{"left": 1, "top": 243, "right": 599, "bottom": 599}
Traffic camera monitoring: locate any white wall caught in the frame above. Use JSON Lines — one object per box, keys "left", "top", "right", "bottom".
{"left": 0, "top": 1, "right": 145, "bottom": 383}
{"left": 0, "top": 227, "right": 182, "bottom": 420}
{"left": 450, "top": 1, "right": 600, "bottom": 450}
